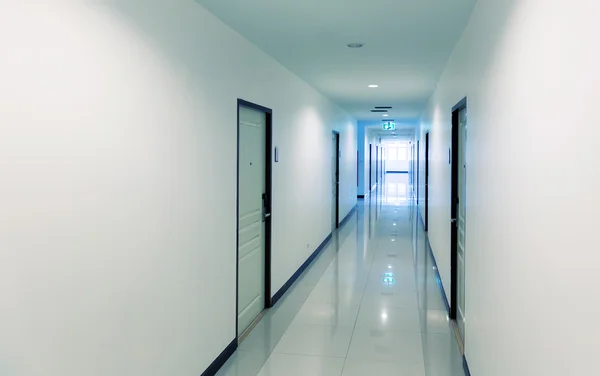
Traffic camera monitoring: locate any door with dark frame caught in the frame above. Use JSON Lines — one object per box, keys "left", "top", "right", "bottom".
{"left": 236, "top": 99, "right": 272, "bottom": 339}
{"left": 416, "top": 140, "right": 420, "bottom": 205}
{"left": 450, "top": 97, "right": 467, "bottom": 347}
{"left": 332, "top": 132, "right": 340, "bottom": 230}
{"left": 375, "top": 146, "right": 379, "bottom": 184}
{"left": 425, "top": 133, "right": 430, "bottom": 231}
{"left": 369, "top": 144, "right": 373, "bottom": 191}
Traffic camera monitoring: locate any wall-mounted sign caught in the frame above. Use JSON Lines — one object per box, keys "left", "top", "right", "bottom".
{"left": 382, "top": 122, "right": 396, "bottom": 131}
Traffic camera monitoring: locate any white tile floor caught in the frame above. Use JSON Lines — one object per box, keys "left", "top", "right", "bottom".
{"left": 217, "top": 174, "right": 465, "bottom": 376}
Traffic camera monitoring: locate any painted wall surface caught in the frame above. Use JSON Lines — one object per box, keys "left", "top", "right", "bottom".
{"left": 0, "top": 1, "right": 356, "bottom": 375}
{"left": 419, "top": 0, "right": 600, "bottom": 375}
{"left": 357, "top": 122, "right": 376, "bottom": 197}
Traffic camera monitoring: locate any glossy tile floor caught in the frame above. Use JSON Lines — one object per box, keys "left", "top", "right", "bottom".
{"left": 217, "top": 174, "right": 465, "bottom": 376}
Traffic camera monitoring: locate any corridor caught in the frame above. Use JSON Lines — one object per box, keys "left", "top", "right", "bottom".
{"left": 217, "top": 174, "right": 465, "bottom": 376}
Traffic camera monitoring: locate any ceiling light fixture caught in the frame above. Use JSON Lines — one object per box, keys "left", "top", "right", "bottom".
{"left": 383, "top": 114, "right": 389, "bottom": 117}
{"left": 347, "top": 43, "right": 364, "bottom": 48}
{"left": 368, "top": 84, "right": 379, "bottom": 88}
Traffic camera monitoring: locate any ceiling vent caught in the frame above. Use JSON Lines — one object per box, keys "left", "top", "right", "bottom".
{"left": 371, "top": 109, "right": 388, "bottom": 113}
{"left": 382, "top": 119, "right": 395, "bottom": 122}
{"left": 374, "top": 106, "right": 393, "bottom": 109}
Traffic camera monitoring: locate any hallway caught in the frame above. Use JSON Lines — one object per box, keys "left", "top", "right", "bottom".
{"left": 217, "top": 174, "right": 464, "bottom": 376}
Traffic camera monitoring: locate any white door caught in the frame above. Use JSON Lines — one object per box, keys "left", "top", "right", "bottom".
{"left": 238, "top": 106, "right": 266, "bottom": 336}
{"left": 331, "top": 134, "right": 338, "bottom": 231}
{"left": 457, "top": 107, "right": 467, "bottom": 340}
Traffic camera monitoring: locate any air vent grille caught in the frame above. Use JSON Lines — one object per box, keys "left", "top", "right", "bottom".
{"left": 370, "top": 110, "right": 388, "bottom": 113}
{"left": 374, "top": 106, "right": 392, "bottom": 109}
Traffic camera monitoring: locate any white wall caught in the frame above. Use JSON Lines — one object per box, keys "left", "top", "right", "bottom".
{"left": 0, "top": 1, "right": 356, "bottom": 375}
{"left": 419, "top": 0, "right": 600, "bottom": 375}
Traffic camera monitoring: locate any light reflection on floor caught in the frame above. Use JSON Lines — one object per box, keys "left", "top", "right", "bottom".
{"left": 216, "top": 173, "right": 465, "bottom": 376}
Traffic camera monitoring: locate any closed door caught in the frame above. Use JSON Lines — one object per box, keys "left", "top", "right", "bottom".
{"left": 456, "top": 108, "right": 467, "bottom": 340}
{"left": 238, "top": 106, "right": 266, "bottom": 336}
{"left": 375, "top": 146, "right": 379, "bottom": 183}
{"left": 369, "top": 144, "right": 372, "bottom": 190}
{"left": 425, "top": 133, "right": 430, "bottom": 231}
{"left": 331, "top": 133, "right": 339, "bottom": 230}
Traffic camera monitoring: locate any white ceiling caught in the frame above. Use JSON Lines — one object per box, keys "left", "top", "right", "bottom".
{"left": 196, "top": 0, "right": 475, "bottom": 122}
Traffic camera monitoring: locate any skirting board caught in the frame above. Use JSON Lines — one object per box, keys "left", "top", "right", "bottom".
{"left": 419, "top": 207, "right": 426, "bottom": 230}
{"left": 270, "top": 233, "right": 332, "bottom": 306}
{"left": 204, "top": 205, "right": 360, "bottom": 376}
{"left": 418, "top": 210, "right": 472, "bottom": 375}
{"left": 463, "top": 355, "right": 472, "bottom": 376}
{"left": 200, "top": 339, "right": 237, "bottom": 376}
{"left": 339, "top": 204, "right": 357, "bottom": 227}
{"left": 271, "top": 204, "right": 358, "bottom": 306}
{"left": 418, "top": 210, "right": 451, "bottom": 314}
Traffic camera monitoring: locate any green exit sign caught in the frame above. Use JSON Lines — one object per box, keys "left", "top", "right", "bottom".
{"left": 382, "top": 122, "right": 396, "bottom": 130}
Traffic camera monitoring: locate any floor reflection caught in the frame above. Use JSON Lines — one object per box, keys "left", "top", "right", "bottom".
{"left": 217, "top": 173, "right": 465, "bottom": 376}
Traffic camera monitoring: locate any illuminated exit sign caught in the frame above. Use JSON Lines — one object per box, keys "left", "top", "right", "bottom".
{"left": 382, "top": 122, "right": 396, "bottom": 131}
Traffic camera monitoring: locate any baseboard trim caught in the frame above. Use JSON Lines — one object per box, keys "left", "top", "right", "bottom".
{"left": 463, "top": 355, "right": 472, "bottom": 376}
{"left": 339, "top": 204, "right": 358, "bottom": 227}
{"left": 270, "top": 232, "right": 332, "bottom": 306}
{"left": 386, "top": 171, "right": 409, "bottom": 174}
{"left": 418, "top": 210, "right": 451, "bottom": 314}
{"left": 200, "top": 339, "right": 237, "bottom": 376}
{"left": 270, "top": 204, "right": 358, "bottom": 307}
{"left": 418, "top": 207, "right": 426, "bottom": 230}
{"left": 357, "top": 195, "right": 365, "bottom": 199}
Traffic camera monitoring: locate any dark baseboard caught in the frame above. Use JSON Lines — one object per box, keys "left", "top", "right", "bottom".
{"left": 200, "top": 339, "right": 237, "bottom": 376}
{"left": 418, "top": 210, "right": 451, "bottom": 314}
{"left": 271, "top": 232, "right": 333, "bottom": 306}
{"left": 418, "top": 207, "right": 426, "bottom": 230}
{"left": 339, "top": 204, "right": 358, "bottom": 227}
{"left": 357, "top": 195, "right": 365, "bottom": 199}
{"left": 386, "top": 171, "right": 409, "bottom": 174}
{"left": 463, "top": 355, "right": 472, "bottom": 376}
{"left": 270, "top": 204, "right": 358, "bottom": 307}
{"left": 418, "top": 210, "right": 470, "bottom": 374}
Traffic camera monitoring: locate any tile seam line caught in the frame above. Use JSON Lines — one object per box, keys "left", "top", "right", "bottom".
{"left": 340, "top": 201, "right": 380, "bottom": 375}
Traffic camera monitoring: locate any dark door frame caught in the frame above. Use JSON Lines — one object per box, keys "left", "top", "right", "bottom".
{"left": 369, "top": 144, "right": 373, "bottom": 190}
{"left": 425, "top": 133, "right": 430, "bottom": 231}
{"left": 416, "top": 140, "right": 420, "bottom": 204}
{"left": 375, "top": 146, "right": 379, "bottom": 184}
{"left": 236, "top": 99, "right": 273, "bottom": 338}
{"left": 450, "top": 97, "right": 467, "bottom": 321}
{"left": 333, "top": 131, "right": 340, "bottom": 228}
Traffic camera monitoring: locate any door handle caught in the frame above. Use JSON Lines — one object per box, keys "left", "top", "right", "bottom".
{"left": 262, "top": 193, "right": 270, "bottom": 222}
{"left": 451, "top": 218, "right": 457, "bottom": 223}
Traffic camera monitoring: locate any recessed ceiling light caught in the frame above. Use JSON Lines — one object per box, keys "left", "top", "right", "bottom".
{"left": 347, "top": 43, "right": 364, "bottom": 48}
{"left": 383, "top": 114, "right": 389, "bottom": 117}
{"left": 368, "top": 84, "right": 378, "bottom": 88}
